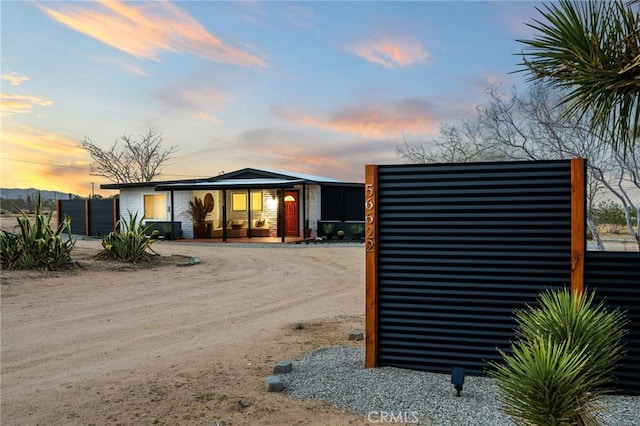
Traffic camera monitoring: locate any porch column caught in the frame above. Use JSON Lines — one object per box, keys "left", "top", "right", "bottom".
{"left": 279, "top": 189, "right": 285, "bottom": 243}
{"left": 170, "top": 190, "right": 175, "bottom": 240}
{"left": 247, "top": 189, "right": 252, "bottom": 238}
{"left": 302, "top": 184, "right": 308, "bottom": 238}
{"left": 222, "top": 189, "right": 227, "bottom": 242}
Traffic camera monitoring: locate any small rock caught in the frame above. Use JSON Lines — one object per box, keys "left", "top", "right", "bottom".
{"left": 348, "top": 331, "right": 364, "bottom": 341}
{"left": 176, "top": 257, "right": 201, "bottom": 267}
{"left": 265, "top": 376, "right": 284, "bottom": 392}
{"left": 273, "top": 361, "right": 292, "bottom": 374}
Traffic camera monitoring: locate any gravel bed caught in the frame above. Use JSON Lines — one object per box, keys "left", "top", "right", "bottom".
{"left": 278, "top": 346, "right": 640, "bottom": 425}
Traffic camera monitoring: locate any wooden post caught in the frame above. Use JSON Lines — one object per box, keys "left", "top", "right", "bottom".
{"left": 571, "top": 158, "right": 586, "bottom": 295}
{"left": 365, "top": 165, "right": 378, "bottom": 368}
{"left": 85, "top": 199, "right": 90, "bottom": 236}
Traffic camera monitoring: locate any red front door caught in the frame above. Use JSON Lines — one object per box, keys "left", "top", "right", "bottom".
{"left": 284, "top": 191, "right": 298, "bottom": 236}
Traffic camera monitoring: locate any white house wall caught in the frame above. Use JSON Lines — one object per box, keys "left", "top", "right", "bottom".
{"left": 174, "top": 190, "right": 195, "bottom": 238}
{"left": 119, "top": 184, "right": 323, "bottom": 239}
{"left": 120, "top": 187, "right": 194, "bottom": 238}
{"left": 118, "top": 186, "right": 154, "bottom": 223}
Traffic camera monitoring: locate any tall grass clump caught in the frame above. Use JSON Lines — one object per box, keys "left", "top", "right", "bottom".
{"left": 0, "top": 193, "right": 75, "bottom": 270}
{"left": 489, "top": 289, "right": 628, "bottom": 426}
{"left": 100, "top": 211, "right": 155, "bottom": 262}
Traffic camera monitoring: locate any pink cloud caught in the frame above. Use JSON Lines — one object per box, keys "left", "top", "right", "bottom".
{"left": 347, "top": 35, "right": 428, "bottom": 68}
{"left": 39, "top": 0, "right": 267, "bottom": 68}
{"left": 273, "top": 99, "right": 441, "bottom": 138}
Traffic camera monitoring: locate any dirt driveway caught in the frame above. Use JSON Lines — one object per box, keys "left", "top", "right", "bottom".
{"left": 1, "top": 239, "right": 368, "bottom": 425}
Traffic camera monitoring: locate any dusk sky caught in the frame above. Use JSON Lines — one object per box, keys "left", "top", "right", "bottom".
{"left": 1, "top": 1, "right": 544, "bottom": 196}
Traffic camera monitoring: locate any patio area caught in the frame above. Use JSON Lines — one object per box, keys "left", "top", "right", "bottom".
{"left": 169, "top": 236, "right": 316, "bottom": 245}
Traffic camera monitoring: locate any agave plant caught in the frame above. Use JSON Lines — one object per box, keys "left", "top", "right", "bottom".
{"left": 0, "top": 192, "right": 75, "bottom": 270}
{"left": 489, "top": 289, "right": 628, "bottom": 426}
{"left": 100, "top": 211, "right": 155, "bottom": 262}
{"left": 350, "top": 224, "right": 364, "bottom": 235}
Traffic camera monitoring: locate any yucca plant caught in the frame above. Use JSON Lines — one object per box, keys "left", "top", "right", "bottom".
{"left": 489, "top": 288, "right": 628, "bottom": 426}
{"left": 100, "top": 211, "right": 155, "bottom": 262}
{"left": 492, "top": 335, "right": 596, "bottom": 426}
{"left": 518, "top": 0, "right": 640, "bottom": 153}
{"left": 516, "top": 290, "right": 628, "bottom": 392}
{"left": 0, "top": 192, "right": 75, "bottom": 270}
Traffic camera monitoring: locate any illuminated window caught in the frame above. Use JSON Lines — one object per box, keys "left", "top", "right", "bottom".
{"left": 251, "top": 191, "right": 263, "bottom": 211}
{"left": 232, "top": 193, "right": 247, "bottom": 211}
{"left": 232, "top": 191, "right": 263, "bottom": 211}
{"left": 143, "top": 194, "right": 166, "bottom": 219}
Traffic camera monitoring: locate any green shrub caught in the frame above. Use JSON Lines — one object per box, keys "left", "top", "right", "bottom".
{"left": 591, "top": 200, "right": 635, "bottom": 227}
{"left": 0, "top": 192, "right": 75, "bottom": 270}
{"left": 350, "top": 224, "right": 364, "bottom": 235}
{"left": 322, "top": 223, "right": 334, "bottom": 235}
{"left": 100, "top": 211, "right": 156, "bottom": 262}
{"left": 489, "top": 289, "right": 628, "bottom": 426}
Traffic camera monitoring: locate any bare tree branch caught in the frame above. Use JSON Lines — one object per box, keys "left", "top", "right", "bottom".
{"left": 396, "top": 83, "right": 639, "bottom": 250}
{"left": 81, "top": 126, "right": 178, "bottom": 183}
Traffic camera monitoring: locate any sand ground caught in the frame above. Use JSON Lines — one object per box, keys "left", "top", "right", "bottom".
{"left": 1, "top": 213, "right": 636, "bottom": 426}
{"left": 1, "top": 237, "right": 369, "bottom": 425}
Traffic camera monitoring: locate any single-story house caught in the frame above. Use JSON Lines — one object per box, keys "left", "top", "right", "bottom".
{"left": 101, "top": 168, "right": 365, "bottom": 241}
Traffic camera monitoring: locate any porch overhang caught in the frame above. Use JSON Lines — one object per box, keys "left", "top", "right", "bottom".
{"left": 154, "top": 178, "right": 308, "bottom": 191}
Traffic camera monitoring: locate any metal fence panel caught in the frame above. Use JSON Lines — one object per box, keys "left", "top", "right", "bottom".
{"left": 586, "top": 252, "right": 640, "bottom": 394}
{"left": 376, "top": 160, "right": 572, "bottom": 373}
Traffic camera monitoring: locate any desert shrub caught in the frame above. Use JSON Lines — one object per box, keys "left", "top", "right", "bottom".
{"left": 100, "top": 211, "right": 155, "bottom": 262}
{"left": 489, "top": 289, "right": 628, "bottom": 426}
{"left": 591, "top": 201, "right": 636, "bottom": 234}
{"left": 350, "top": 224, "right": 364, "bottom": 235}
{"left": 0, "top": 193, "right": 75, "bottom": 270}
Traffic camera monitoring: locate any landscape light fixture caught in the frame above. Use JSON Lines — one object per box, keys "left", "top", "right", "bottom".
{"left": 451, "top": 367, "right": 465, "bottom": 397}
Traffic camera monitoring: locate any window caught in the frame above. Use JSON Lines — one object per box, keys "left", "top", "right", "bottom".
{"left": 251, "top": 191, "right": 263, "bottom": 211}
{"left": 232, "top": 193, "right": 247, "bottom": 211}
{"left": 143, "top": 194, "right": 166, "bottom": 220}
{"left": 232, "top": 191, "right": 263, "bottom": 211}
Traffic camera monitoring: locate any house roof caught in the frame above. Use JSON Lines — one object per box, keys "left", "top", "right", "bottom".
{"left": 155, "top": 178, "right": 306, "bottom": 191}
{"left": 101, "top": 167, "right": 361, "bottom": 191}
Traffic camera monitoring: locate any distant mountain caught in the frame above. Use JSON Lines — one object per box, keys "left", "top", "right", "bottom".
{"left": 0, "top": 188, "right": 78, "bottom": 201}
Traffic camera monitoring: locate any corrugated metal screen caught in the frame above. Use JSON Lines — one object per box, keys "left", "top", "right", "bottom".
{"left": 586, "top": 252, "right": 640, "bottom": 394}
{"left": 59, "top": 199, "right": 118, "bottom": 236}
{"left": 376, "top": 160, "right": 573, "bottom": 374}
{"left": 88, "top": 199, "right": 118, "bottom": 236}
{"left": 59, "top": 200, "right": 87, "bottom": 235}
